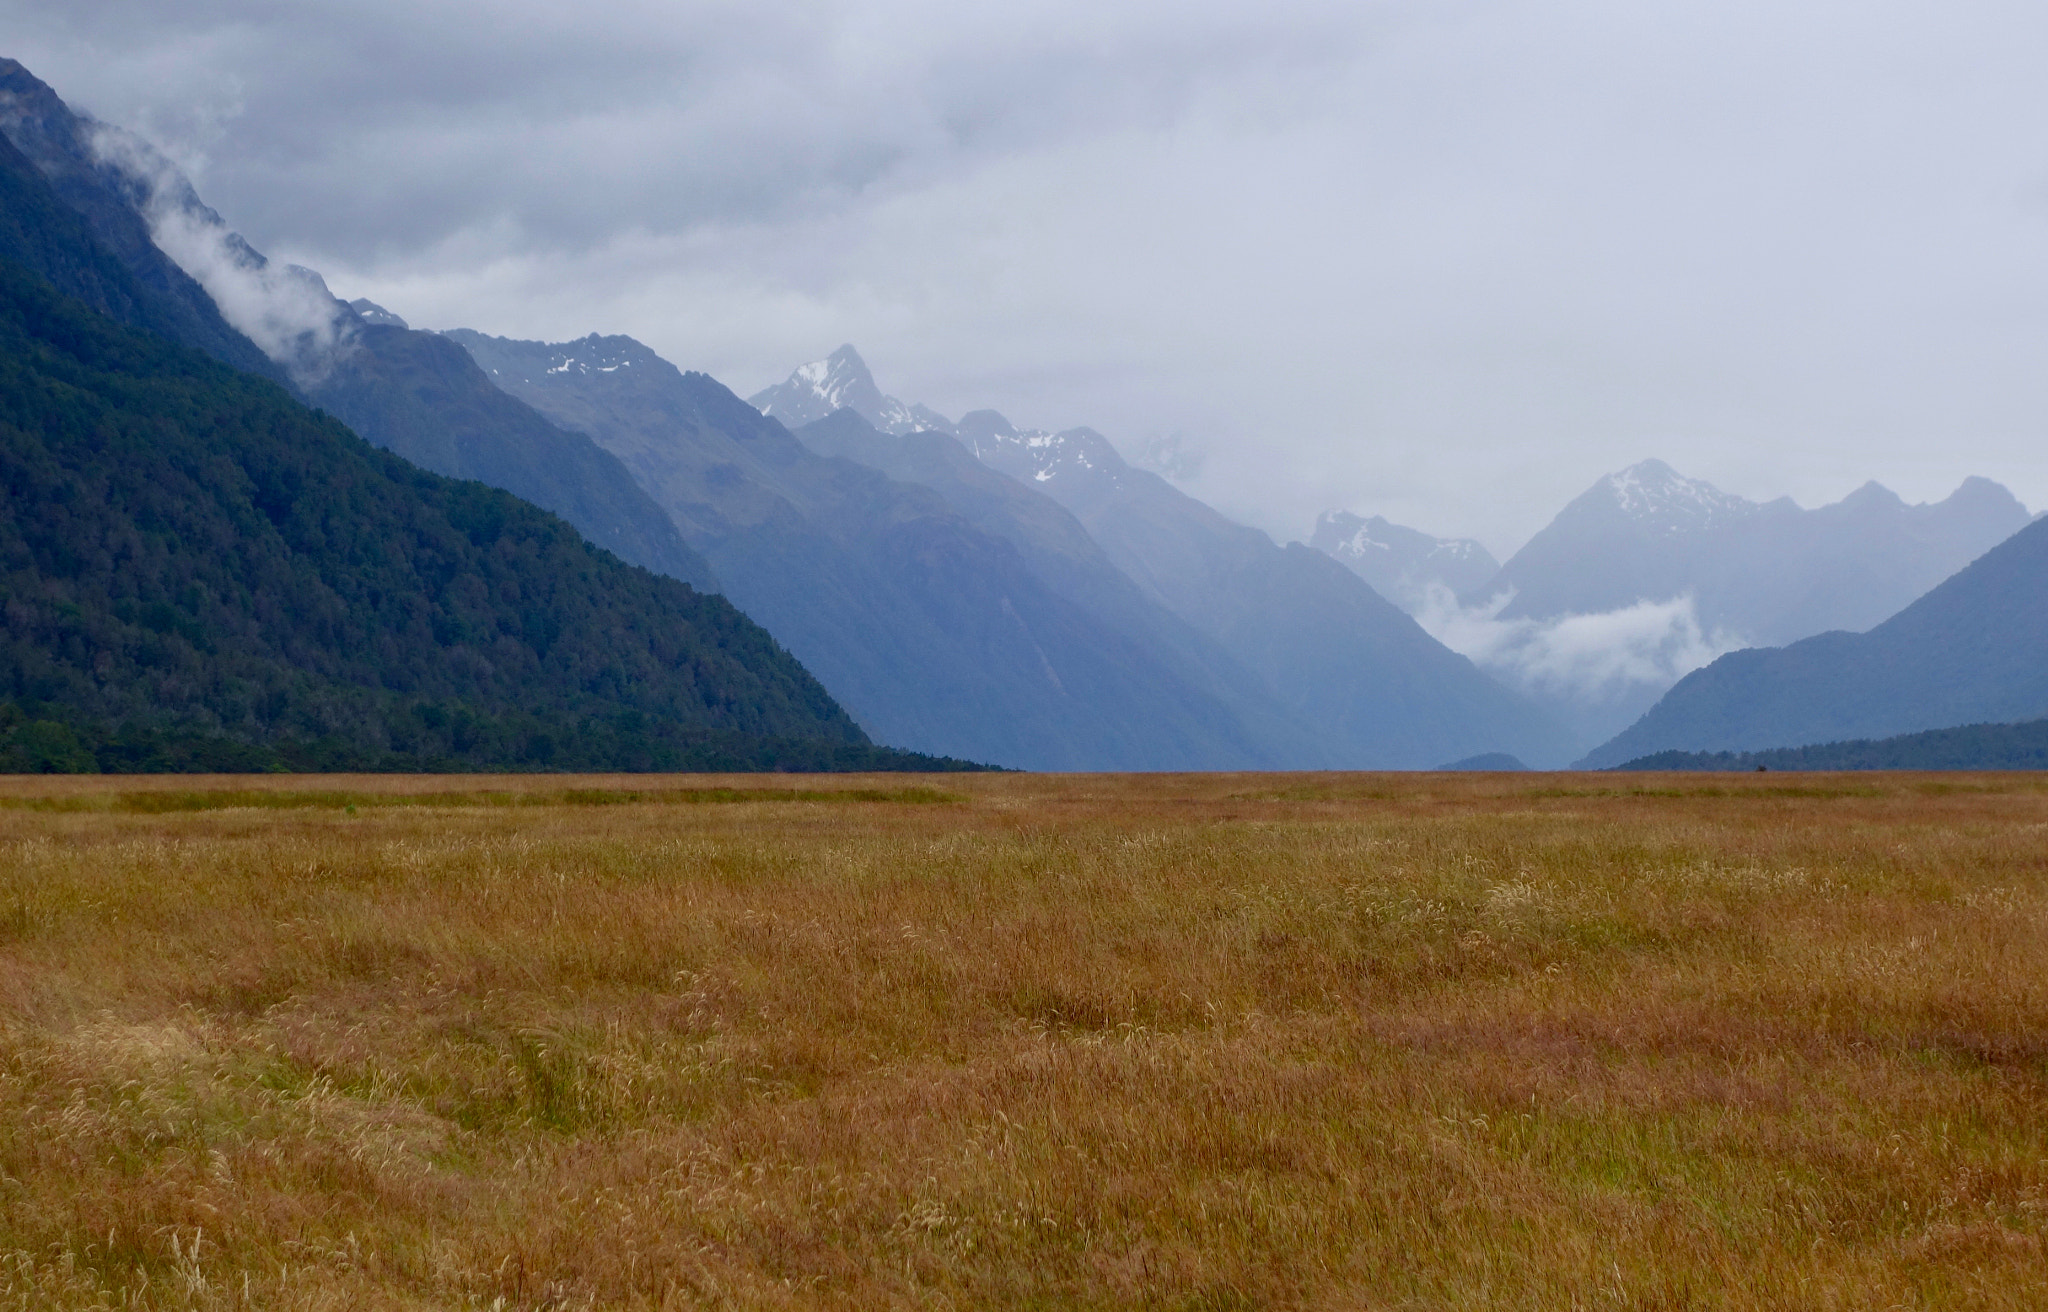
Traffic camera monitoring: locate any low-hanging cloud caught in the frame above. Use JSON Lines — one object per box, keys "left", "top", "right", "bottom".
{"left": 1413, "top": 585, "right": 1747, "bottom": 704}
{"left": 89, "top": 122, "right": 356, "bottom": 382}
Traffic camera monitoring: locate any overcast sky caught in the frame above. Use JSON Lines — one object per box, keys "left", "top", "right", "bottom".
{"left": 8, "top": 0, "right": 2048, "bottom": 553}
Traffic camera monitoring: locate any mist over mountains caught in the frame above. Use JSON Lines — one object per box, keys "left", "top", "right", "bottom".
{"left": 1, "top": 52, "right": 2042, "bottom": 774}
{"left": 458, "top": 337, "right": 1573, "bottom": 769}
{"left": 1315, "top": 459, "right": 2035, "bottom": 751}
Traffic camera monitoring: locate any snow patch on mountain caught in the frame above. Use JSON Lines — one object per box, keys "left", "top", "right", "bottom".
{"left": 1596, "top": 459, "right": 1758, "bottom": 535}
{"left": 750, "top": 345, "right": 954, "bottom": 436}
{"left": 955, "top": 410, "right": 1131, "bottom": 491}
{"left": 1309, "top": 511, "right": 1498, "bottom": 609}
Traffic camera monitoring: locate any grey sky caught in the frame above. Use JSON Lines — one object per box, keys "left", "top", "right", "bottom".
{"left": 7, "top": 0, "right": 2048, "bottom": 554}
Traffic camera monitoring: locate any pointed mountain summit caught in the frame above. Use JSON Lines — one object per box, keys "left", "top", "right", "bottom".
{"left": 750, "top": 345, "right": 955, "bottom": 436}
{"left": 1586, "top": 458, "right": 1759, "bottom": 536}
{"left": 449, "top": 328, "right": 1304, "bottom": 771}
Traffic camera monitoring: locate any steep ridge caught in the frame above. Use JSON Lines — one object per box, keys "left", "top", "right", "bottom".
{"left": 307, "top": 324, "right": 718, "bottom": 590}
{"left": 448, "top": 331, "right": 1294, "bottom": 770}
{"left": 1482, "top": 459, "right": 2030, "bottom": 645}
{"left": 792, "top": 408, "right": 1333, "bottom": 764}
{"left": 0, "top": 59, "right": 281, "bottom": 383}
{"left": 939, "top": 412, "right": 1575, "bottom": 768}
{"left": 0, "top": 160, "right": 940, "bottom": 772}
{"left": 0, "top": 60, "right": 715, "bottom": 593}
{"left": 1582, "top": 516, "right": 2048, "bottom": 767}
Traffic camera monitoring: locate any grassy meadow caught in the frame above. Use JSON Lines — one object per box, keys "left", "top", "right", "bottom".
{"left": 0, "top": 770, "right": 2044, "bottom": 1308}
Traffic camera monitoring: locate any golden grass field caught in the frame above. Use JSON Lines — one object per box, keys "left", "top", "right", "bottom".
{"left": 0, "top": 770, "right": 2045, "bottom": 1309}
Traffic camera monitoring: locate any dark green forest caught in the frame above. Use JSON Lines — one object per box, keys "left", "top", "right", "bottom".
{"left": 0, "top": 253, "right": 974, "bottom": 772}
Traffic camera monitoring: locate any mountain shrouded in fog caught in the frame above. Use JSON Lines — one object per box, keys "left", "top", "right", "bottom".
{"left": 741, "top": 349, "right": 1577, "bottom": 768}
{"left": 1582, "top": 514, "right": 2048, "bottom": 768}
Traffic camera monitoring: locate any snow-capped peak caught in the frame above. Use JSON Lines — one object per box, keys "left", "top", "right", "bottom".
{"left": 1594, "top": 460, "right": 1756, "bottom": 534}
{"left": 748, "top": 345, "right": 954, "bottom": 437}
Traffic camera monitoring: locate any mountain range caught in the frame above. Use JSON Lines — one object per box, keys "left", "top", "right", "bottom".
{"left": 0, "top": 111, "right": 948, "bottom": 773}
{"left": 1308, "top": 511, "right": 1498, "bottom": 610}
{"left": 1313, "top": 458, "right": 2035, "bottom": 753}
{"left": 0, "top": 60, "right": 716, "bottom": 594}
{"left": 445, "top": 330, "right": 1311, "bottom": 770}
{"left": 7, "top": 52, "right": 2042, "bottom": 776}
{"left": 1475, "top": 458, "right": 2030, "bottom": 645}
{"left": 750, "top": 348, "right": 1575, "bottom": 767}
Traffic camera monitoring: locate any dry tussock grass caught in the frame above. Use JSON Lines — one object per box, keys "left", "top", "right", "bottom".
{"left": 0, "top": 770, "right": 2044, "bottom": 1308}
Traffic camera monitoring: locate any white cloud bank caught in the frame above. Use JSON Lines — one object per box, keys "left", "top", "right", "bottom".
{"left": 1414, "top": 585, "right": 1746, "bottom": 705}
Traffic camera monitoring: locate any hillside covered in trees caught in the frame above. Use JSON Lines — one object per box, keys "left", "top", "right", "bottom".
{"left": 0, "top": 134, "right": 967, "bottom": 773}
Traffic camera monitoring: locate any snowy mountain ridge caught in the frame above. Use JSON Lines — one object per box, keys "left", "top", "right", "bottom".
{"left": 955, "top": 410, "right": 1131, "bottom": 490}
{"left": 1307, "top": 511, "right": 1499, "bottom": 610}
{"left": 462, "top": 332, "right": 650, "bottom": 385}
{"left": 1593, "top": 459, "right": 1759, "bottom": 535}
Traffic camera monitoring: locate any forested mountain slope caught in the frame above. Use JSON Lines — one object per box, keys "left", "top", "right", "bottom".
{"left": 0, "top": 58, "right": 716, "bottom": 592}
{"left": 0, "top": 153, "right": 944, "bottom": 772}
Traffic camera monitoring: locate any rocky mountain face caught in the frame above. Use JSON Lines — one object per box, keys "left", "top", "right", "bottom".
{"left": 1581, "top": 515, "right": 2048, "bottom": 767}
{"left": 748, "top": 354, "right": 1576, "bottom": 768}
{"left": 1481, "top": 459, "right": 2030, "bottom": 645}
{"left": 1308, "top": 511, "right": 1498, "bottom": 609}
{"left": 447, "top": 331, "right": 1304, "bottom": 771}
{"left": 0, "top": 61, "right": 715, "bottom": 593}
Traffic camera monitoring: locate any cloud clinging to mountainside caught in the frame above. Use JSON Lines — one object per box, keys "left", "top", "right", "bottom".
{"left": 6, "top": 0, "right": 2048, "bottom": 549}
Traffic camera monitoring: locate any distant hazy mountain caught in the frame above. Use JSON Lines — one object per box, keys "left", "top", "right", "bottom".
{"left": 792, "top": 407, "right": 1334, "bottom": 765}
{"left": 745, "top": 348, "right": 1574, "bottom": 766}
{"left": 1309, "top": 511, "right": 1498, "bottom": 608}
{"left": 0, "top": 60, "right": 715, "bottom": 593}
{"left": 749, "top": 344, "right": 954, "bottom": 436}
{"left": 1581, "top": 516, "right": 2048, "bottom": 767}
{"left": 449, "top": 331, "right": 1304, "bottom": 771}
{"left": 944, "top": 410, "right": 1574, "bottom": 767}
{"left": 1483, "top": 458, "right": 2030, "bottom": 645}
